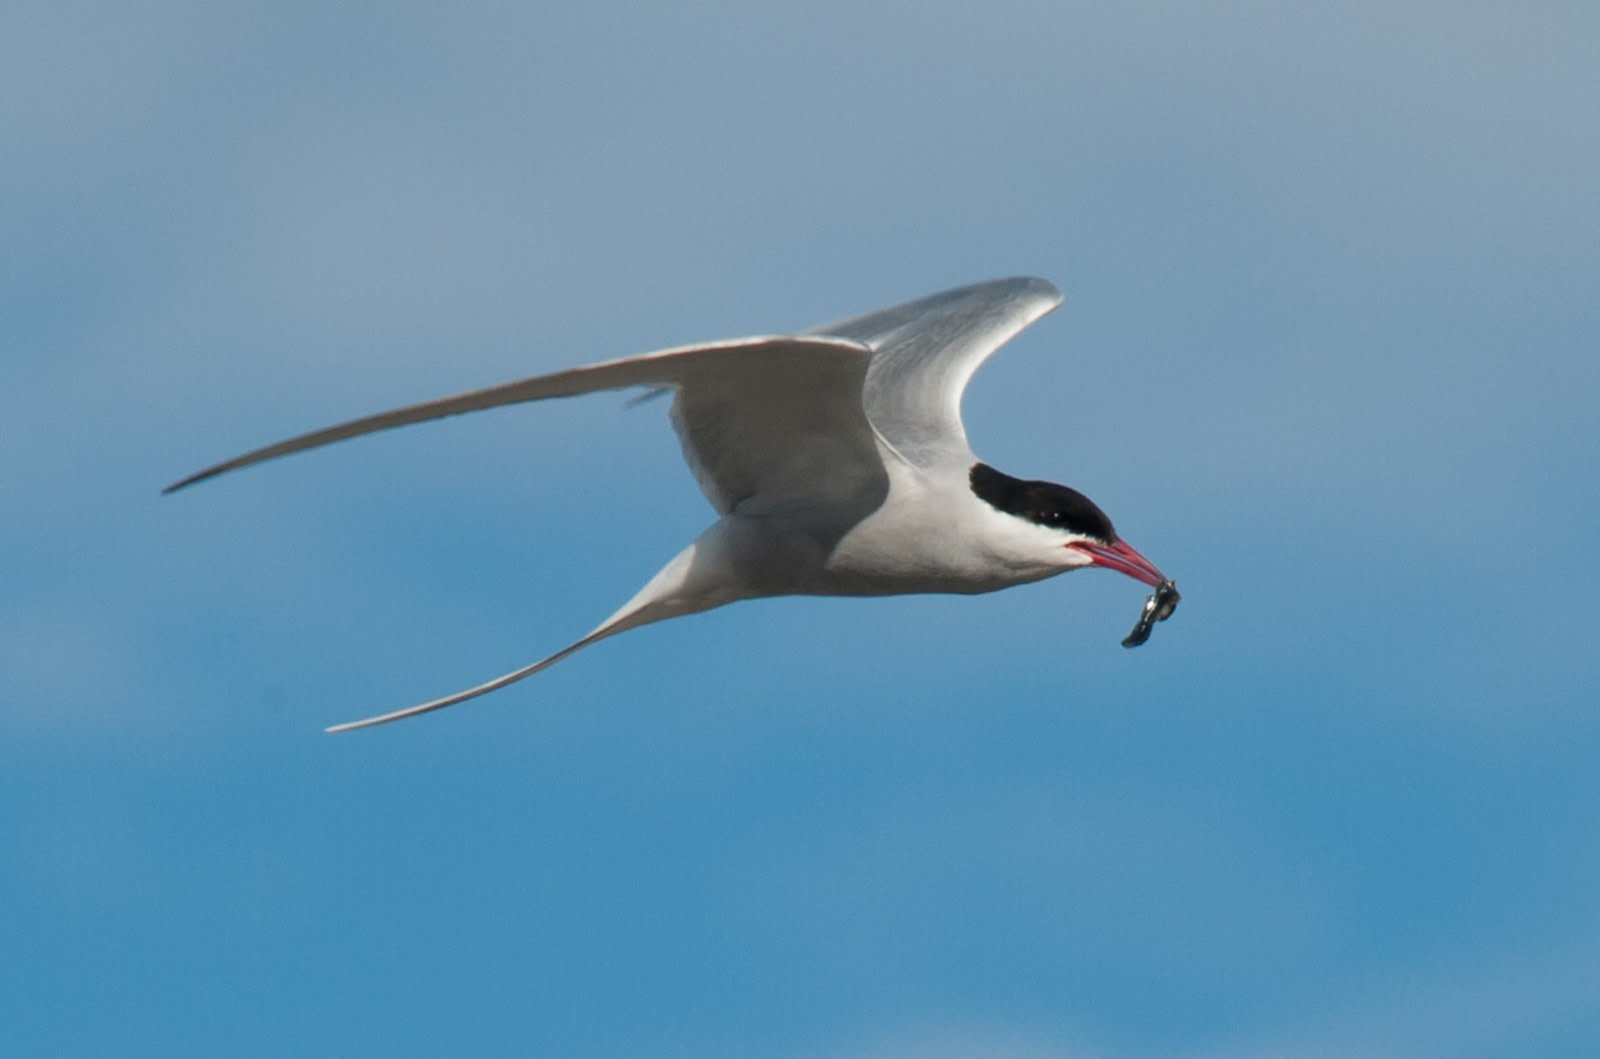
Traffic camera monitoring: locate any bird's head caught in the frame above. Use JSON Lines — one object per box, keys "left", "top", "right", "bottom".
{"left": 968, "top": 463, "right": 1166, "bottom": 585}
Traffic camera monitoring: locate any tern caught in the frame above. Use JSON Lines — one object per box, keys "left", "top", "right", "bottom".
{"left": 168, "top": 277, "right": 1175, "bottom": 732}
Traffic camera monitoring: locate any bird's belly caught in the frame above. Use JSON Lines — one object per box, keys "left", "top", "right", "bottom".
{"left": 813, "top": 514, "right": 1058, "bottom": 597}
{"left": 715, "top": 484, "right": 1064, "bottom": 599}
{"left": 816, "top": 550, "right": 1053, "bottom": 597}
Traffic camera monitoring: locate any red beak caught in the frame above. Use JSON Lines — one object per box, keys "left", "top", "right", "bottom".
{"left": 1068, "top": 539, "right": 1166, "bottom": 587}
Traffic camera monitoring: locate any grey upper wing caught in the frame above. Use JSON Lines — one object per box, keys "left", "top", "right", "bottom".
{"left": 662, "top": 341, "right": 885, "bottom": 514}
{"left": 804, "top": 277, "right": 1062, "bottom": 468}
{"left": 165, "top": 335, "right": 879, "bottom": 515}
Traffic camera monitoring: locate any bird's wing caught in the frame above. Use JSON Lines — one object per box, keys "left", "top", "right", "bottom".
{"left": 805, "top": 277, "right": 1062, "bottom": 468}
{"left": 664, "top": 340, "right": 882, "bottom": 514}
{"left": 165, "top": 335, "right": 880, "bottom": 514}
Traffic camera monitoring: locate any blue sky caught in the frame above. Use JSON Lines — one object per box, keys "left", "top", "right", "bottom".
{"left": 5, "top": 1, "right": 1598, "bottom": 1055}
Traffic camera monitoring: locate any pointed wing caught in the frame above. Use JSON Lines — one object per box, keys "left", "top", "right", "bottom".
{"left": 805, "top": 277, "right": 1062, "bottom": 468}
{"left": 165, "top": 335, "right": 880, "bottom": 514}
{"left": 327, "top": 531, "right": 713, "bottom": 731}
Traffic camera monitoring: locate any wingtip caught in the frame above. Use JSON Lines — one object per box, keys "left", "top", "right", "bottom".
{"left": 1011, "top": 275, "right": 1064, "bottom": 306}
{"left": 318, "top": 630, "right": 621, "bottom": 734}
{"left": 324, "top": 708, "right": 414, "bottom": 733}
{"left": 323, "top": 718, "right": 371, "bottom": 734}
{"left": 162, "top": 464, "right": 227, "bottom": 495}
{"left": 323, "top": 697, "right": 463, "bottom": 733}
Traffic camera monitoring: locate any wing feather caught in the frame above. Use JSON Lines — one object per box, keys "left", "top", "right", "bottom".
{"left": 806, "top": 277, "right": 1062, "bottom": 468}
{"left": 165, "top": 336, "right": 877, "bottom": 513}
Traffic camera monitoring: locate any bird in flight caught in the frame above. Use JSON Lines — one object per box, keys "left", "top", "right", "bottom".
{"left": 168, "top": 277, "right": 1176, "bottom": 732}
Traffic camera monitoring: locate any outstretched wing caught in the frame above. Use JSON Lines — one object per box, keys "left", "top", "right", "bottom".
{"left": 165, "top": 335, "right": 880, "bottom": 515}
{"left": 806, "top": 277, "right": 1062, "bottom": 469}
